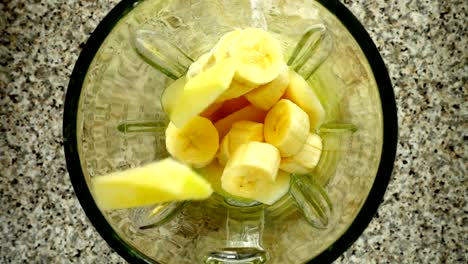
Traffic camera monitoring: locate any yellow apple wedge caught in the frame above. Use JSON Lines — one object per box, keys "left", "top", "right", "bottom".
{"left": 91, "top": 158, "right": 213, "bottom": 210}
{"left": 163, "top": 58, "right": 237, "bottom": 128}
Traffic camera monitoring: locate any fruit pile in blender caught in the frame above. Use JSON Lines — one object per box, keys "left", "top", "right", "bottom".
{"left": 92, "top": 28, "right": 325, "bottom": 209}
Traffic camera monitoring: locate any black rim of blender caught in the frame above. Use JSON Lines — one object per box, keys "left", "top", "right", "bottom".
{"left": 63, "top": 0, "right": 155, "bottom": 263}
{"left": 62, "top": 1, "right": 398, "bottom": 264}
{"left": 308, "top": 0, "right": 398, "bottom": 263}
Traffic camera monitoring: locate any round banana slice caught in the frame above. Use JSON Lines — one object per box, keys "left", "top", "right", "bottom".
{"left": 284, "top": 70, "right": 325, "bottom": 130}
{"left": 245, "top": 64, "right": 290, "bottom": 110}
{"left": 280, "top": 132, "right": 322, "bottom": 174}
{"left": 165, "top": 116, "right": 219, "bottom": 168}
{"left": 217, "top": 121, "right": 264, "bottom": 165}
{"left": 221, "top": 142, "right": 281, "bottom": 202}
{"left": 230, "top": 28, "right": 284, "bottom": 86}
{"left": 212, "top": 29, "right": 242, "bottom": 62}
{"left": 264, "top": 99, "right": 310, "bottom": 157}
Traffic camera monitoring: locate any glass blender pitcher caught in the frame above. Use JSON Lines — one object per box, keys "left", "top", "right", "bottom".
{"left": 63, "top": 0, "right": 397, "bottom": 263}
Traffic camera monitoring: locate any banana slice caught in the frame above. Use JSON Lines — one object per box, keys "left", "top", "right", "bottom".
{"left": 214, "top": 104, "right": 267, "bottom": 139}
{"left": 230, "top": 28, "right": 284, "bottom": 85}
{"left": 212, "top": 29, "right": 242, "bottom": 62}
{"left": 221, "top": 142, "right": 283, "bottom": 204}
{"left": 166, "top": 58, "right": 237, "bottom": 128}
{"left": 245, "top": 64, "right": 290, "bottom": 110}
{"left": 217, "top": 80, "right": 258, "bottom": 101}
{"left": 165, "top": 116, "right": 219, "bottom": 168}
{"left": 217, "top": 121, "right": 264, "bottom": 165}
{"left": 264, "top": 99, "right": 310, "bottom": 157}
{"left": 217, "top": 134, "right": 232, "bottom": 166}
{"left": 280, "top": 133, "right": 322, "bottom": 174}
{"left": 284, "top": 70, "right": 325, "bottom": 130}
{"left": 255, "top": 170, "right": 290, "bottom": 205}
{"left": 92, "top": 158, "right": 213, "bottom": 210}
{"left": 186, "top": 52, "right": 216, "bottom": 79}
{"left": 198, "top": 160, "right": 257, "bottom": 203}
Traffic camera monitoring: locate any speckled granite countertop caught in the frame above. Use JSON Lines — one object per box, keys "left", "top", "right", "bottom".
{"left": 1, "top": 0, "right": 466, "bottom": 263}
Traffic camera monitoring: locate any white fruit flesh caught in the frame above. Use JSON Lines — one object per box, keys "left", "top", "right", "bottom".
{"left": 217, "top": 134, "right": 231, "bottom": 166}
{"left": 213, "top": 29, "right": 242, "bottom": 62}
{"left": 92, "top": 158, "right": 213, "bottom": 210}
{"left": 284, "top": 70, "right": 325, "bottom": 130}
{"left": 165, "top": 116, "right": 219, "bottom": 168}
{"left": 160, "top": 28, "right": 331, "bottom": 206}
{"left": 264, "top": 99, "right": 310, "bottom": 157}
{"left": 279, "top": 160, "right": 310, "bottom": 175}
{"left": 254, "top": 170, "right": 290, "bottom": 205}
{"left": 222, "top": 142, "right": 280, "bottom": 200}
{"left": 230, "top": 28, "right": 284, "bottom": 85}
{"left": 280, "top": 133, "right": 322, "bottom": 174}
{"left": 198, "top": 160, "right": 257, "bottom": 203}
{"left": 217, "top": 121, "right": 264, "bottom": 165}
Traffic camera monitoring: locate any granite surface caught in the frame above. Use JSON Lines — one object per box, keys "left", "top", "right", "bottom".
{"left": 0, "top": 0, "right": 466, "bottom": 263}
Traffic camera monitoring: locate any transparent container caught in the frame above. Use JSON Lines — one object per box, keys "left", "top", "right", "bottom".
{"left": 63, "top": 0, "right": 397, "bottom": 263}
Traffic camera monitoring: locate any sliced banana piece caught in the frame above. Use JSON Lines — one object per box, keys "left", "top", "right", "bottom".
{"left": 198, "top": 160, "right": 257, "bottom": 203}
{"left": 221, "top": 142, "right": 281, "bottom": 203}
{"left": 214, "top": 104, "right": 267, "bottom": 139}
{"left": 245, "top": 64, "right": 290, "bottom": 110}
{"left": 284, "top": 70, "right": 325, "bottom": 130}
{"left": 264, "top": 99, "right": 310, "bottom": 157}
{"left": 168, "top": 58, "right": 237, "bottom": 127}
{"left": 255, "top": 170, "right": 291, "bottom": 205}
{"left": 212, "top": 29, "right": 242, "bottom": 62}
{"left": 165, "top": 116, "right": 219, "bottom": 168}
{"left": 280, "top": 133, "right": 322, "bottom": 174}
{"left": 217, "top": 121, "right": 264, "bottom": 165}
{"left": 217, "top": 134, "right": 232, "bottom": 166}
{"left": 230, "top": 28, "right": 284, "bottom": 86}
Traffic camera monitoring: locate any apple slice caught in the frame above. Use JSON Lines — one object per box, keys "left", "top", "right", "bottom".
{"left": 92, "top": 158, "right": 213, "bottom": 210}
{"left": 163, "top": 58, "right": 237, "bottom": 128}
